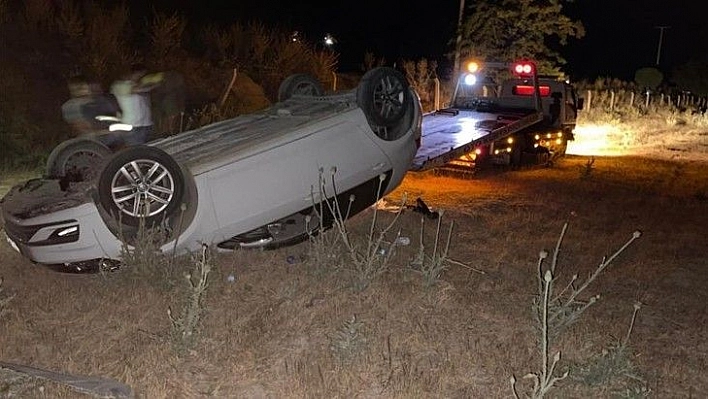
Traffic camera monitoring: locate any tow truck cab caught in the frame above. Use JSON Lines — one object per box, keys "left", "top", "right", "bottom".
{"left": 499, "top": 78, "right": 582, "bottom": 132}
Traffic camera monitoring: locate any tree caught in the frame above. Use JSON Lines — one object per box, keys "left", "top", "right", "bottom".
{"left": 671, "top": 60, "right": 708, "bottom": 96}
{"left": 458, "top": 0, "right": 584, "bottom": 74}
{"left": 634, "top": 67, "right": 663, "bottom": 91}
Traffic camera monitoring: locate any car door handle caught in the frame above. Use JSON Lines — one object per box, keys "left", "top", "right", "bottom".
{"left": 372, "top": 162, "right": 386, "bottom": 171}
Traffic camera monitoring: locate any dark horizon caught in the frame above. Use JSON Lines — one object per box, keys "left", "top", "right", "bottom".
{"left": 128, "top": 0, "right": 705, "bottom": 82}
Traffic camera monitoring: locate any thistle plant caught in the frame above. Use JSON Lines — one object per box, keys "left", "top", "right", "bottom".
{"left": 168, "top": 244, "right": 212, "bottom": 354}
{"left": 513, "top": 224, "right": 642, "bottom": 398}
{"left": 534, "top": 224, "right": 642, "bottom": 341}
{"left": 310, "top": 168, "right": 406, "bottom": 291}
{"left": 512, "top": 269, "right": 569, "bottom": 399}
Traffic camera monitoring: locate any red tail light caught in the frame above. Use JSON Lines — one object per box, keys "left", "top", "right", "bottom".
{"left": 513, "top": 85, "right": 551, "bottom": 96}
{"left": 512, "top": 61, "right": 536, "bottom": 77}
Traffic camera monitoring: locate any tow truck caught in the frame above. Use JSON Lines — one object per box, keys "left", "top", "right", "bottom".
{"left": 411, "top": 60, "right": 583, "bottom": 174}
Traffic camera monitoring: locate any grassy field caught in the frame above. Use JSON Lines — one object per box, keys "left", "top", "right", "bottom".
{"left": 1, "top": 151, "right": 707, "bottom": 398}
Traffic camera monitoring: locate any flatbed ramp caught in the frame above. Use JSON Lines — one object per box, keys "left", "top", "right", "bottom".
{"left": 410, "top": 108, "right": 543, "bottom": 171}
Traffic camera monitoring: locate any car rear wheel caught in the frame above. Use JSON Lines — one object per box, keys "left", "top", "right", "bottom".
{"left": 45, "top": 137, "right": 112, "bottom": 181}
{"left": 278, "top": 74, "right": 324, "bottom": 102}
{"left": 357, "top": 67, "right": 410, "bottom": 127}
{"left": 97, "top": 146, "right": 184, "bottom": 227}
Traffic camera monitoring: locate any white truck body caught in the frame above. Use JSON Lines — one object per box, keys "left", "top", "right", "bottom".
{"left": 412, "top": 62, "right": 582, "bottom": 172}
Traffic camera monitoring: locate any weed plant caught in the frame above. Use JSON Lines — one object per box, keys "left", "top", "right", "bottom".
{"left": 512, "top": 224, "right": 642, "bottom": 398}
{"left": 306, "top": 178, "right": 344, "bottom": 275}
{"left": 310, "top": 169, "right": 406, "bottom": 291}
{"left": 168, "top": 244, "right": 213, "bottom": 354}
{"left": 573, "top": 303, "right": 649, "bottom": 396}
{"left": 534, "top": 224, "right": 642, "bottom": 341}
{"left": 118, "top": 218, "right": 172, "bottom": 286}
{"left": 329, "top": 315, "right": 367, "bottom": 363}
{"left": 409, "top": 212, "right": 454, "bottom": 287}
{"left": 579, "top": 157, "right": 595, "bottom": 180}
{"left": 0, "top": 277, "right": 14, "bottom": 319}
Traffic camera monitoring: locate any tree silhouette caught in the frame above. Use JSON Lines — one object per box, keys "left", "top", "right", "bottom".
{"left": 671, "top": 60, "right": 708, "bottom": 96}
{"left": 458, "top": 0, "right": 584, "bottom": 74}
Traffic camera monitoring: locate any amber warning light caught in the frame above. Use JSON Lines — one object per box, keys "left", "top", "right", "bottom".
{"left": 466, "top": 61, "right": 480, "bottom": 73}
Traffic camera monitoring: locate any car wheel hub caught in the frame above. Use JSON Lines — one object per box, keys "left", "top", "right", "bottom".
{"left": 110, "top": 159, "right": 175, "bottom": 218}
{"left": 374, "top": 78, "right": 404, "bottom": 118}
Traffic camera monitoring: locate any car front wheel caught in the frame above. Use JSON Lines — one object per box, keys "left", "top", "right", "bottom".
{"left": 97, "top": 146, "right": 184, "bottom": 227}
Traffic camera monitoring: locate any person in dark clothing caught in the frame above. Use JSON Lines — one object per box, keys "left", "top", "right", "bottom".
{"left": 61, "top": 76, "right": 119, "bottom": 137}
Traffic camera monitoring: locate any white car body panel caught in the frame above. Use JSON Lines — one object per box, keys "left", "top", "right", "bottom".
{"left": 1, "top": 76, "right": 421, "bottom": 265}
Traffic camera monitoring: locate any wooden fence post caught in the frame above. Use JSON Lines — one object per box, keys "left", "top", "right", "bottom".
{"left": 610, "top": 90, "right": 616, "bottom": 111}
{"left": 629, "top": 91, "right": 635, "bottom": 107}
{"left": 645, "top": 91, "right": 650, "bottom": 108}
{"left": 586, "top": 90, "right": 592, "bottom": 110}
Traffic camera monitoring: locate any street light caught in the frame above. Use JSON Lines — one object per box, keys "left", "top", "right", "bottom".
{"left": 324, "top": 33, "right": 336, "bottom": 47}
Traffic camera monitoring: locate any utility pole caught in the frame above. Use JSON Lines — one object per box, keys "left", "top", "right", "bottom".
{"left": 453, "top": 0, "right": 466, "bottom": 78}
{"left": 654, "top": 26, "right": 670, "bottom": 66}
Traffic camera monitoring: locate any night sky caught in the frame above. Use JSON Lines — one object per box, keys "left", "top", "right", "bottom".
{"left": 135, "top": 0, "right": 707, "bottom": 82}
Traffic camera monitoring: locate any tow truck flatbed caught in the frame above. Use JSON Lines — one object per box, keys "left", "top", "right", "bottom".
{"left": 411, "top": 108, "right": 543, "bottom": 171}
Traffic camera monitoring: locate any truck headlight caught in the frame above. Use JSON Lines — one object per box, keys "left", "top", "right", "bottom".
{"left": 463, "top": 74, "right": 477, "bottom": 86}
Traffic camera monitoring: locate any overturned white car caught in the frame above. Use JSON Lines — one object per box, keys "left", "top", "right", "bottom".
{"left": 1, "top": 67, "right": 422, "bottom": 268}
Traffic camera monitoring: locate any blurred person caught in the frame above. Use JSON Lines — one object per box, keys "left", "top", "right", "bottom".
{"left": 61, "top": 76, "right": 119, "bottom": 137}
{"left": 110, "top": 65, "right": 158, "bottom": 145}
{"left": 143, "top": 70, "right": 185, "bottom": 135}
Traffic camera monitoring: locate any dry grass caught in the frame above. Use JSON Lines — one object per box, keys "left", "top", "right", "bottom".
{"left": 1, "top": 153, "right": 708, "bottom": 397}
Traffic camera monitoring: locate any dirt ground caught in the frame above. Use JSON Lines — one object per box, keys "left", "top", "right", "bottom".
{"left": 0, "top": 122, "right": 707, "bottom": 398}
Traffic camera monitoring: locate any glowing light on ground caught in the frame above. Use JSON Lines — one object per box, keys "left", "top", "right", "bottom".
{"left": 568, "top": 123, "right": 630, "bottom": 156}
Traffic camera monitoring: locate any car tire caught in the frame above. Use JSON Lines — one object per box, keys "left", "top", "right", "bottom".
{"left": 45, "top": 137, "right": 112, "bottom": 181}
{"left": 357, "top": 67, "right": 411, "bottom": 127}
{"left": 277, "top": 73, "right": 324, "bottom": 102}
{"left": 97, "top": 145, "right": 184, "bottom": 227}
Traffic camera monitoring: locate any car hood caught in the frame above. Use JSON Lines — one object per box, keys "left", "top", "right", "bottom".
{"left": 1, "top": 178, "right": 92, "bottom": 220}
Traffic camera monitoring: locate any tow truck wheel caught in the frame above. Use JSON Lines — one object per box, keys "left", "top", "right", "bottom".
{"left": 97, "top": 145, "right": 185, "bottom": 227}
{"left": 357, "top": 67, "right": 410, "bottom": 127}
{"left": 46, "top": 137, "right": 112, "bottom": 182}
{"left": 278, "top": 74, "right": 324, "bottom": 102}
{"left": 555, "top": 138, "right": 568, "bottom": 157}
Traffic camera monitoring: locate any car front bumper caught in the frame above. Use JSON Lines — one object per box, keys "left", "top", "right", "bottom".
{"left": 3, "top": 201, "right": 123, "bottom": 264}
